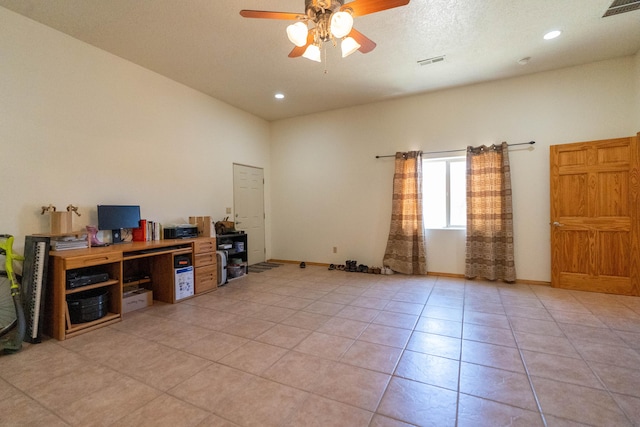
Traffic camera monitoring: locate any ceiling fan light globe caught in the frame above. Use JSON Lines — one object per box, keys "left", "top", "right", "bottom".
{"left": 302, "top": 44, "right": 322, "bottom": 62}
{"left": 287, "top": 22, "right": 309, "bottom": 47}
{"left": 341, "top": 36, "right": 361, "bottom": 57}
{"left": 330, "top": 11, "right": 353, "bottom": 39}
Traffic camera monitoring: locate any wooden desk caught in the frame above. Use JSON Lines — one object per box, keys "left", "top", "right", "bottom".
{"left": 46, "top": 237, "right": 216, "bottom": 340}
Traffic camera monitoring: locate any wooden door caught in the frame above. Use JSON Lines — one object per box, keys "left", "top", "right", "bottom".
{"left": 550, "top": 134, "right": 640, "bottom": 295}
{"left": 233, "top": 164, "right": 266, "bottom": 266}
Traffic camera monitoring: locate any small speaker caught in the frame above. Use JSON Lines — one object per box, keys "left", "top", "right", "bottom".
{"left": 111, "top": 229, "right": 122, "bottom": 244}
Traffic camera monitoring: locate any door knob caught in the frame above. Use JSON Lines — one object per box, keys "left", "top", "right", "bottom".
{"left": 552, "top": 221, "right": 564, "bottom": 227}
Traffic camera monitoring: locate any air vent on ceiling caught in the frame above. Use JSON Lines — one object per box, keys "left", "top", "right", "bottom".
{"left": 603, "top": 0, "right": 640, "bottom": 17}
{"left": 418, "top": 55, "right": 446, "bottom": 66}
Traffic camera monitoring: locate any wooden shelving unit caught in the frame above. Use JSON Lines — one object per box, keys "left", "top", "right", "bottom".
{"left": 53, "top": 254, "right": 122, "bottom": 340}
{"left": 217, "top": 232, "right": 248, "bottom": 280}
{"left": 45, "top": 237, "right": 218, "bottom": 340}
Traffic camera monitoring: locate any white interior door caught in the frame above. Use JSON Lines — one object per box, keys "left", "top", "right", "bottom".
{"left": 233, "top": 164, "right": 265, "bottom": 266}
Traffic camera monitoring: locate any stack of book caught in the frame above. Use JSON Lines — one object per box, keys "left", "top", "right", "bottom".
{"left": 51, "top": 235, "right": 88, "bottom": 251}
{"left": 132, "top": 219, "right": 162, "bottom": 242}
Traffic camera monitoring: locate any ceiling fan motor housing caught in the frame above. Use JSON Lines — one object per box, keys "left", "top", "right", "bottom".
{"left": 305, "top": 0, "right": 346, "bottom": 42}
{"left": 240, "top": 0, "right": 404, "bottom": 59}
{"left": 306, "top": 0, "right": 344, "bottom": 16}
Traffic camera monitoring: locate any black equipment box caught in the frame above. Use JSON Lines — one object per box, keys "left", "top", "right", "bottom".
{"left": 66, "top": 271, "right": 109, "bottom": 289}
{"left": 163, "top": 225, "right": 198, "bottom": 239}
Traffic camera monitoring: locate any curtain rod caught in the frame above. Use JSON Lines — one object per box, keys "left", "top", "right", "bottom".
{"left": 374, "top": 141, "right": 536, "bottom": 158}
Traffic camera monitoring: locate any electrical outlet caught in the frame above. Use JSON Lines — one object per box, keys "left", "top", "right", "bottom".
{"left": 226, "top": 207, "right": 232, "bottom": 214}
{"left": 333, "top": 246, "right": 337, "bottom": 253}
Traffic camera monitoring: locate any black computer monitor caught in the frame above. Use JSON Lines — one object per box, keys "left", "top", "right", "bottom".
{"left": 97, "top": 205, "right": 141, "bottom": 243}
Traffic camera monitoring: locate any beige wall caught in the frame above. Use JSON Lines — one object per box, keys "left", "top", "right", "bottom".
{"left": 0, "top": 7, "right": 271, "bottom": 253}
{"left": 2, "top": 6, "right": 639, "bottom": 283}
{"left": 270, "top": 56, "right": 638, "bottom": 282}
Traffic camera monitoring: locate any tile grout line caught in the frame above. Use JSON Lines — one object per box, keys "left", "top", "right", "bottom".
{"left": 454, "top": 279, "right": 467, "bottom": 427}
{"left": 508, "top": 284, "right": 637, "bottom": 425}
{"left": 366, "top": 275, "right": 437, "bottom": 426}
{"left": 553, "top": 298, "right": 638, "bottom": 426}
{"left": 230, "top": 274, "right": 400, "bottom": 425}
{"left": 505, "top": 292, "right": 548, "bottom": 427}
{"left": 7, "top": 267, "right": 639, "bottom": 426}
{"left": 459, "top": 280, "right": 548, "bottom": 426}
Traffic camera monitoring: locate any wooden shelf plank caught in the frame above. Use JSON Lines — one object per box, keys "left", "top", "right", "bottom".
{"left": 66, "top": 312, "right": 120, "bottom": 334}
{"left": 65, "top": 315, "right": 121, "bottom": 339}
{"left": 123, "top": 278, "right": 151, "bottom": 288}
{"left": 65, "top": 279, "right": 120, "bottom": 295}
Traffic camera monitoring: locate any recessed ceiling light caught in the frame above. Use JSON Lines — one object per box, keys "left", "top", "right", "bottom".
{"left": 543, "top": 30, "right": 562, "bottom": 40}
{"left": 274, "top": 93, "right": 285, "bottom": 99}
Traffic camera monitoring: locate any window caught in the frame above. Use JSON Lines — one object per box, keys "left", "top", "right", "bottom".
{"left": 423, "top": 157, "right": 466, "bottom": 229}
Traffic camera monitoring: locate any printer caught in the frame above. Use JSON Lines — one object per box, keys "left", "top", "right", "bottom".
{"left": 163, "top": 224, "right": 198, "bottom": 239}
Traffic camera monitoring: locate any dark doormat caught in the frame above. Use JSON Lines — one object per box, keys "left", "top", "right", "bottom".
{"left": 248, "top": 262, "right": 282, "bottom": 273}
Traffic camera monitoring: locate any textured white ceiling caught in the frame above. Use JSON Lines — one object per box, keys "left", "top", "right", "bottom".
{"left": 2, "top": 0, "right": 639, "bottom": 121}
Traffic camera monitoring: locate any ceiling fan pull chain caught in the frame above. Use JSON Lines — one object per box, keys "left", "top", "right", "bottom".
{"left": 324, "top": 47, "right": 328, "bottom": 74}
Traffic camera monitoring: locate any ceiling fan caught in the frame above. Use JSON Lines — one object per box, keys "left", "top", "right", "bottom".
{"left": 240, "top": 0, "right": 410, "bottom": 62}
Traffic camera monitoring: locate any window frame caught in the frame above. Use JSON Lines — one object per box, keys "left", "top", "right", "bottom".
{"left": 422, "top": 156, "right": 466, "bottom": 230}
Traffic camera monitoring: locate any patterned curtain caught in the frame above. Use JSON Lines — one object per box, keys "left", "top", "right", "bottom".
{"left": 465, "top": 142, "right": 516, "bottom": 282}
{"left": 383, "top": 151, "right": 428, "bottom": 275}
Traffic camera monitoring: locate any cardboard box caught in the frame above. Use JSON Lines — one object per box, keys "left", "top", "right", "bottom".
{"left": 122, "top": 289, "right": 153, "bottom": 313}
{"left": 50, "top": 211, "right": 73, "bottom": 234}
{"left": 189, "top": 216, "right": 213, "bottom": 237}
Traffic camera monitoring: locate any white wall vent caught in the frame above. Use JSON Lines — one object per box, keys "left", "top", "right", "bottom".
{"left": 603, "top": 0, "right": 640, "bottom": 17}
{"left": 418, "top": 55, "right": 446, "bottom": 66}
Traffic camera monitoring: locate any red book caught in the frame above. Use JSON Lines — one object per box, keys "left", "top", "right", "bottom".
{"left": 132, "top": 219, "right": 147, "bottom": 242}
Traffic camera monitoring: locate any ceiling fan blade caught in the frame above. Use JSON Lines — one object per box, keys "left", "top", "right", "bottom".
{"left": 348, "top": 28, "right": 376, "bottom": 53}
{"left": 288, "top": 45, "right": 306, "bottom": 58}
{"left": 289, "top": 31, "right": 315, "bottom": 58}
{"left": 342, "top": 0, "right": 410, "bottom": 17}
{"left": 240, "top": 10, "right": 305, "bottom": 20}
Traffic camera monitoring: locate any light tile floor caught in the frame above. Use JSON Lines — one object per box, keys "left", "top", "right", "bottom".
{"left": 2, "top": 264, "right": 640, "bottom": 426}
